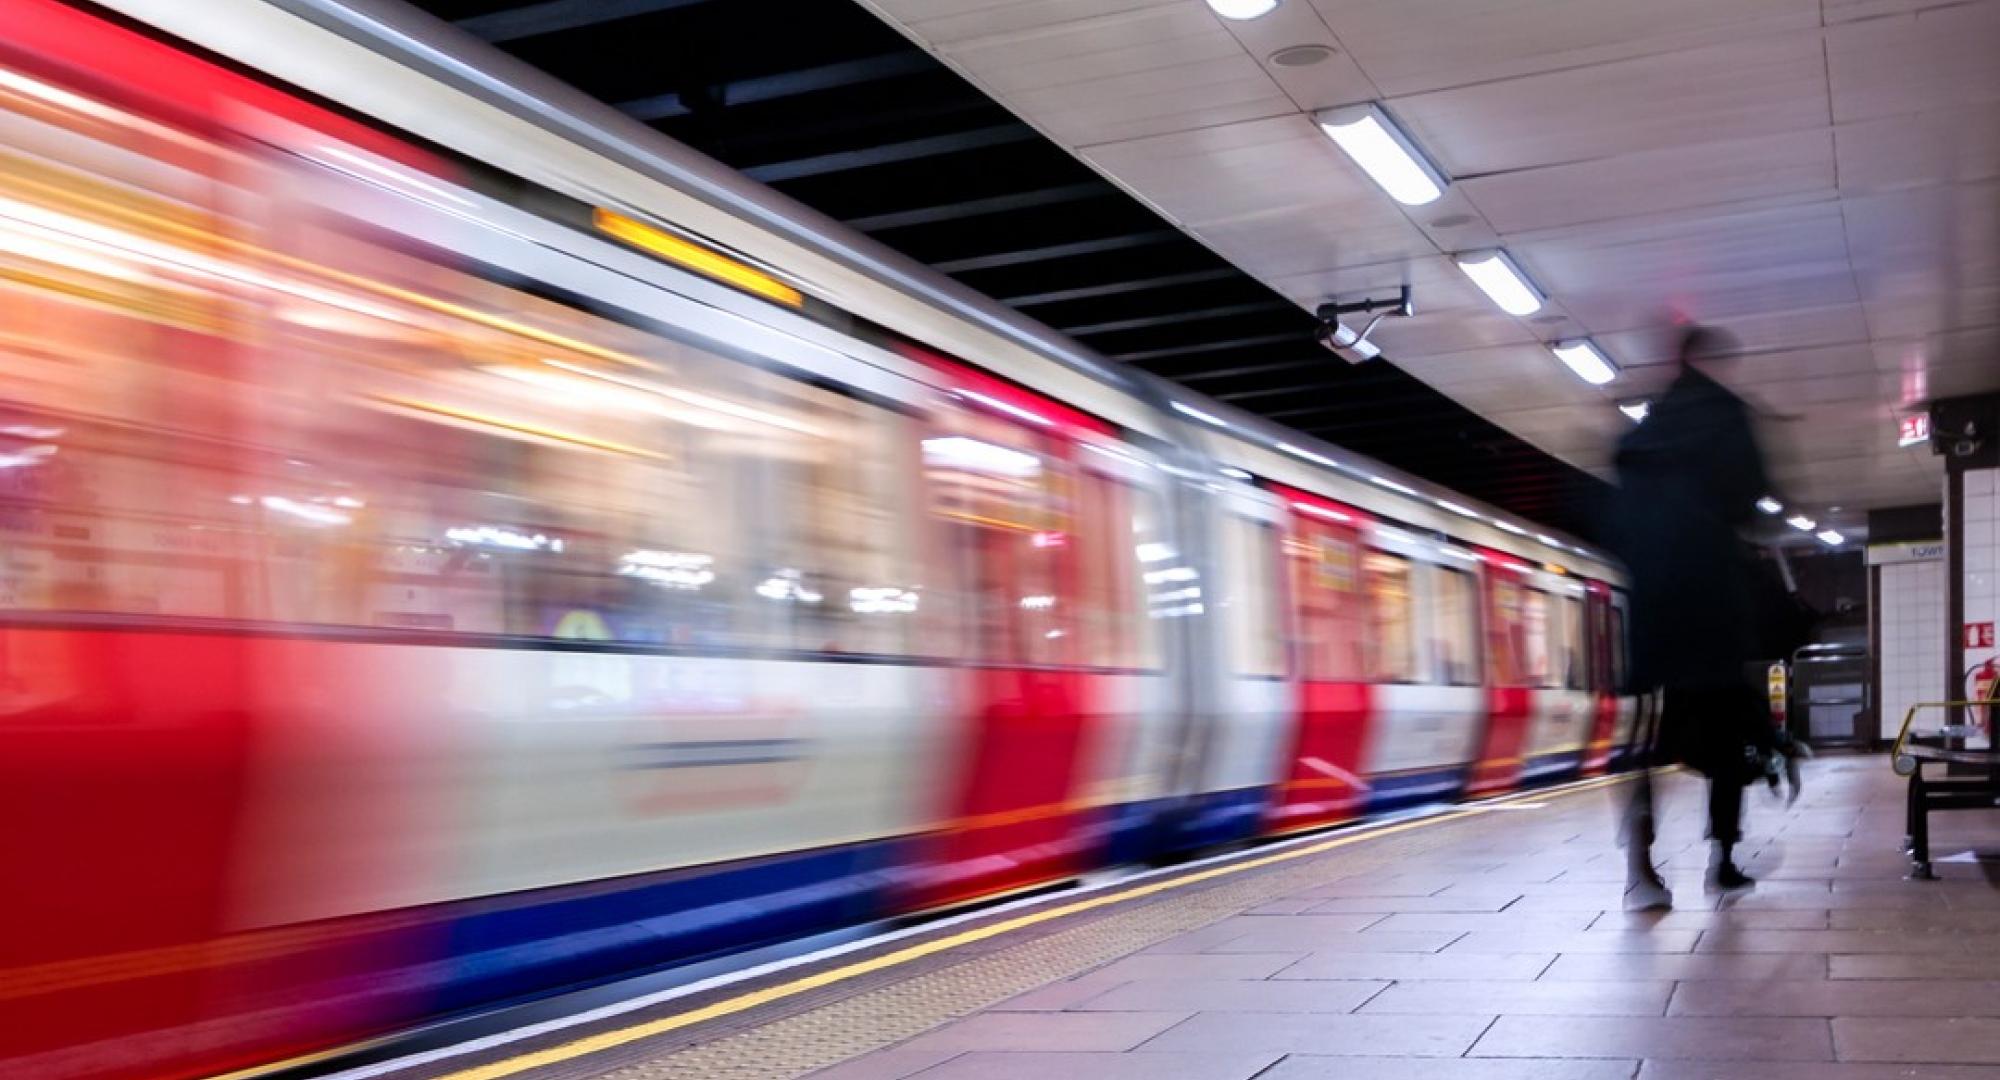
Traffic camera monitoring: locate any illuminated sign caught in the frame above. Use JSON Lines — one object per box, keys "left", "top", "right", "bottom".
{"left": 1899, "top": 413, "right": 1930, "bottom": 448}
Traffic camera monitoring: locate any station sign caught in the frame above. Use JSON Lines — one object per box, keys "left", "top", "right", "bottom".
{"left": 1867, "top": 541, "right": 1944, "bottom": 565}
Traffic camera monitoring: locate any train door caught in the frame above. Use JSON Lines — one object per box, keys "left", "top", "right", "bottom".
{"left": 1066, "top": 438, "right": 1178, "bottom": 865}
{"left": 1362, "top": 535, "right": 1487, "bottom": 812}
{"left": 1465, "top": 550, "right": 1537, "bottom": 797}
{"left": 1170, "top": 481, "right": 1290, "bottom": 845}
{"left": 1266, "top": 485, "right": 1372, "bottom": 833}
{"left": 1581, "top": 581, "right": 1621, "bottom": 775}
{"left": 1521, "top": 571, "right": 1593, "bottom": 784}
{"left": 904, "top": 360, "right": 1128, "bottom": 908}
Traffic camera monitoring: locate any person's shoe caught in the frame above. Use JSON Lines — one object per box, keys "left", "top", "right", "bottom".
{"left": 1627, "top": 871, "right": 1674, "bottom": 911}
{"left": 1713, "top": 861, "right": 1756, "bottom": 891}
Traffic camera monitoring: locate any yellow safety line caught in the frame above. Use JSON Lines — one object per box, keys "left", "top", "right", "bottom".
{"left": 370, "top": 771, "right": 1635, "bottom": 1080}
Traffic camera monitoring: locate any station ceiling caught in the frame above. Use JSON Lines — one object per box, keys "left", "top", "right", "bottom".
{"left": 858, "top": 0, "right": 2000, "bottom": 545}
{"left": 407, "top": 0, "right": 1612, "bottom": 537}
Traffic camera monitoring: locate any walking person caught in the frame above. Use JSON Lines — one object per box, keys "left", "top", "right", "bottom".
{"left": 1606, "top": 325, "right": 1778, "bottom": 909}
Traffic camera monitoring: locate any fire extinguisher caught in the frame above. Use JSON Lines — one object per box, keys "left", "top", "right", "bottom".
{"left": 1973, "top": 660, "right": 1999, "bottom": 740}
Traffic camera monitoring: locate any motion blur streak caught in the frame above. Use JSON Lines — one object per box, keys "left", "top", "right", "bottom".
{"left": 0, "top": 4, "right": 1644, "bottom": 1079}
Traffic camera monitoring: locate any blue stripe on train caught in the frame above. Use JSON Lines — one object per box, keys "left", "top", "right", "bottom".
{"left": 1092, "top": 797, "right": 1174, "bottom": 865}
{"left": 1366, "top": 768, "right": 1467, "bottom": 814}
{"left": 1172, "top": 786, "right": 1273, "bottom": 850}
{"left": 1520, "top": 750, "right": 1585, "bottom": 785}
{"left": 429, "top": 840, "right": 901, "bottom": 1013}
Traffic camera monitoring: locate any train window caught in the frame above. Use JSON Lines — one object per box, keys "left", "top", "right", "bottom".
{"left": 1521, "top": 588, "right": 1553, "bottom": 687}
{"left": 1073, "top": 466, "right": 1153, "bottom": 669}
{"left": 1363, "top": 551, "right": 1416, "bottom": 683}
{"left": 0, "top": 94, "right": 258, "bottom": 621}
{"left": 1430, "top": 565, "right": 1481, "bottom": 686}
{"left": 262, "top": 239, "right": 930, "bottom": 655}
{"left": 1290, "top": 522, "right": 1365, "bottom": 681}
{"left": 924, "top": 409, "right": 1071, "bottom": 667}
{"left": 1486, "top": 573, "right": 1543, "bottom": 688}
{"left": 1609, "top": 604, "right": 1629, "bottom": 692}
{"left": 1217, "top": 513, "right": 1285, "bottom": 678}
{"left": 1124, "top": 485, "right": 1168, "bottom": 670}
{"left": 1562, "top": 594, "right": 1588, "bottom": 691}
{"left": 0, "top": 106, "right": 944, "bottom": 656}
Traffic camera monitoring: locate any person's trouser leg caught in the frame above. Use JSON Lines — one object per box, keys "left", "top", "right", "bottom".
{"left": 1625, "top": 760, "right": 1655, "bottom": 864}
{"left": 1624, "top": 705, "right": 1664, "bottom": 889}
{"left": 1708, "top": 771, "right": 1743, "bottom": 852}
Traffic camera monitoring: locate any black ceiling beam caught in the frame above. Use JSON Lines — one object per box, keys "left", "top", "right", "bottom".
{"left": 1149, "top": 357, "right": 1327, "bottom": 383}
{"left": 1216, "top": 381, "right": 1409, "bottom": 405}
{"left": 1059, "top": 301, "right": 1290, "bottom": 337}
{"left": 617, "top": 52, "right": 936, "bottom": 121}
{"left": 844, "top": 183, "right": 1105, "bottom": 231}
{"left": 1255, "top": 393, "right": 1467, "bottom": 421}
{"left": 933, "top": 230, "right": 1182, "bottom": 274}
{"left": 742, "top": 123, "right": 1037, "bottom": 182}
{"left": 457, "top": 0, "right": 718, "bottom": 42}
{"left": 1108, "top": 331, "right": 1303, "bottom": 363}
{"left": 1001, "top": 268, "right": 1238, "bottom": 307}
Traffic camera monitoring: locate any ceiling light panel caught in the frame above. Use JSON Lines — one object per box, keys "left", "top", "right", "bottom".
{"left": 1315, "top": 103, "right": 1449, "bottom": 206}
{"left": 1207, "top": 0, "right": 1279, "bottom": 18}
{"left": 1550, "top": 339, "right": 1618, "bottom": 386}
{"left": 1454, "top": 249, "right": 1544, "bottom": 316}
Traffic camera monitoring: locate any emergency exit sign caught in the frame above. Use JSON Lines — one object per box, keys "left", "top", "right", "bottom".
{"left": 1900, "top": 413, "right": 1931, "bottom": 448}
{"left": 1970, "top": 622, "right": 1997, "bottom": 649}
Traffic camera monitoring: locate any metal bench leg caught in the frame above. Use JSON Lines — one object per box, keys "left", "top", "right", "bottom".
{"left": 1904, "top": 767, "right": 1917, "bottom": 855}
{"left": 1908, "top": 766, "right": 1936, "bottom": 880}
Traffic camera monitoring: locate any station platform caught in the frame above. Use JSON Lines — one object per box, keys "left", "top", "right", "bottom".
{"left": 339, "top": 759, "right": 2000, "bottom": 1080}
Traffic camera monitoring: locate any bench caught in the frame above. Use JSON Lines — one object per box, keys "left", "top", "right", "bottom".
{"left": 1892, "top": 702, "right": 2000, "bottom": 879}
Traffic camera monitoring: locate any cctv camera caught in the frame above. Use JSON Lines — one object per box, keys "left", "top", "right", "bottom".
{"left": 1315, "top": 318, "right": 1381, "bottom": 363}
{"left": 1313, "top": 288, "right": 1413, "bottom": 364}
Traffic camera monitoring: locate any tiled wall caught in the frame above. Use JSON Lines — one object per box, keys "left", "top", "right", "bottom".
{"left": 1878, "top": 558, "right": 1945, "bottom": 740}
{"left": 1968, "top": 466, "right": 1999, "bottom": 696}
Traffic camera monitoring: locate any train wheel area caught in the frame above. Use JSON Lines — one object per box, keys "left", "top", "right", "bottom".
{"left": 272, "top": 758, "right": 2000, "bottom": 1080}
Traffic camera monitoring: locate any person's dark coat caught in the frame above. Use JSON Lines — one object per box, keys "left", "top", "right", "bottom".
{"left": 1606, "top": 366, "right": 1771, "bottom": 693}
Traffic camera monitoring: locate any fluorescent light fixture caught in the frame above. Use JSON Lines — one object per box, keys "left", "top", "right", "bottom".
{"left": 1550, "top": 339, "right": 1618, "bottom": 386}
{"left": 1277, "top": 441, "right": 1338, "bottom": 468}
{"left": 1219, "top": 466, "right": 1253, "bottom": 481}
{"left": 1816, "top": 529, "right": 1844, "bottom": 546}
{"left": 1315, "top": 103, "right": 1448, "bottom": 207}
{"left": 1206, "top": 0, "right": 1278, "bottom": 18}
{"left": 1618, "top": 401, "right": 1650, "bottom": 423}
{"left": 1436, "top": 499, "right": 1481, "bottom": 519}
{"left": 1494, "top": 520, "right": 1530, "bottom": 536}
{"left": 1786, "top": 514, "right": 1816, "bottom": 532}
{"left": 1455, "top": 250, "right": 1545, "bottom": 316}
{"left": 1370, "top": 475, "right": 1419, "bottom": 497}
{"left": 1171, "top": 400, "right": 1230, "bottom": 427}
{"left": 1756, "top": 496, "right": 1783, "bottom": 515}
{"left": 1536, "top": 534, "right": 1561, "bottom": 547}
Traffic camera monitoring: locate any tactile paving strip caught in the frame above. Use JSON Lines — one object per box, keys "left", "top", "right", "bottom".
{"left": 556, "top": 782, "right": 1626, "bottom": 1080}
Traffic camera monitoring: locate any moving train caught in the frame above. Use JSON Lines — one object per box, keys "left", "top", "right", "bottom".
{"left": 0, "top": 2, "right": 1649, "bottom": 1077}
